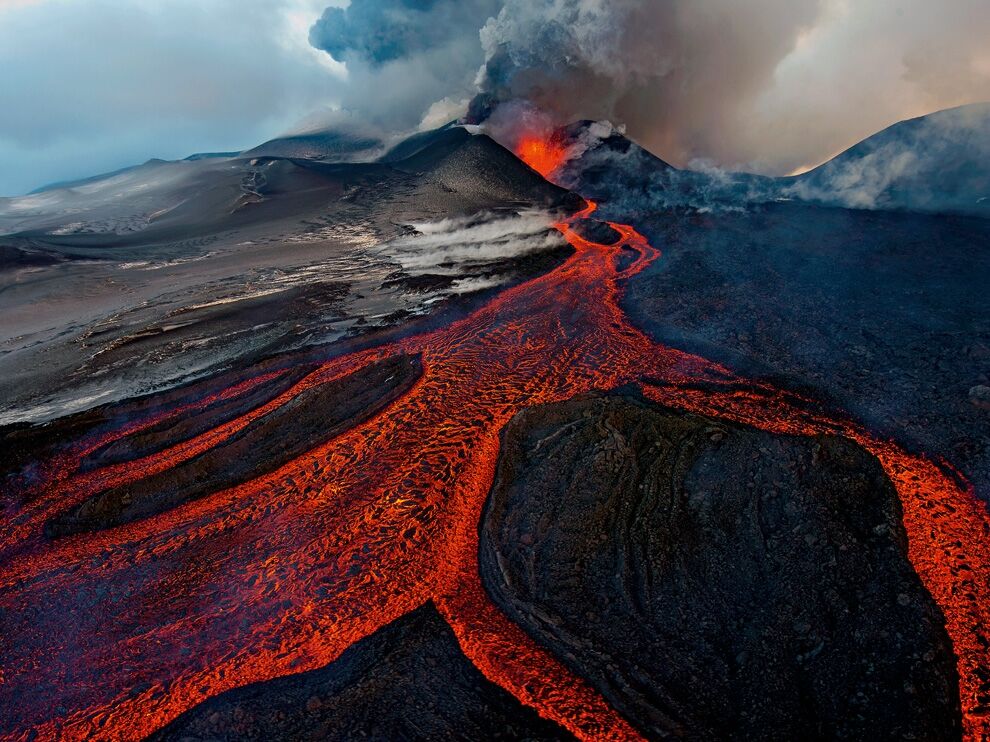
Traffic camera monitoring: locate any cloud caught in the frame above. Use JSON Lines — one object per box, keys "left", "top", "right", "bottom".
{"left": 740, "top": 0, "right": 990, "bottom": 174}
{"left": 472, "top": 0, "right": 824, "bottom": 167}
{"left": 383, "top": 209, "right": 563, "bottom": 270}
{"left": 783, "top": 102, "right": 990, "bottom": 214}
{"left": 0, "top": 0, "right": 347, "bottom": 195}
{"left": 0, "top": 0, "right": 46, "bottom": 9}
{"left": 470, "top": 0, "right": 990, "bottom": 176}
{"left": 307, "top": 0, "right": 499, "bottom": 132}
{"left": 309, "top": 0, "right": 499, "bottom": 68}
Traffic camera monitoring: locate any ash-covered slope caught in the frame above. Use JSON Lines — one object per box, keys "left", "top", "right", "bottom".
{"left": 393, "top": 126, "right": 582, "bottom": 209}
{"left": 0, "top": 126, "right": 575, "bottom": 424}
{"left": 0, "top": 126, "right": 570, "bottom": 243}
{"left": 243, "top": 129, "right": 383, "bottom": 161}
{"left": 0, "top": 156, "right": 237, "bottom": 238}
{"left": 787, "top": 103, "right": 990, "bottom": 217}
{"left": 378, "top": 122, "right": 460, "bottom": 163}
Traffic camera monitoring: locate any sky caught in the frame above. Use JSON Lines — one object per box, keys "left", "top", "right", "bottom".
{"left": 1, "top": 0, "right": 989, "bottom": 195}
{"left": 0, "top": 0, "right": 347, "bottom": 195}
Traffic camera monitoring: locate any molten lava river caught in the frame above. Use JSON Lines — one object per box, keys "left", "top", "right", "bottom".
{"left": 1, "top": 151, "right": 988, "bottom": 741}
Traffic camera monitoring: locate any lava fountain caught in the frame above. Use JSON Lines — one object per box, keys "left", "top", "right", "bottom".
{"left": 516, "top": 134, "right": 570, "bottom": 180}
{"left": 0, "top": 137, "right": 987, "bottom": 741}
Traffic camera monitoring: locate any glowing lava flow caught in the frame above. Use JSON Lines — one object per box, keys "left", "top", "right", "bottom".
{"left": 1, "top": 174, "right": 988, "bottom": 740}
{"left": 517, "top": 134, "right": 570, "bottom": 179}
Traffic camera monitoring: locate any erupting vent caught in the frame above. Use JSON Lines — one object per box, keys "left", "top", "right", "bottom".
{"left": 516, "top": 135, "right": 570, "bottom": 178}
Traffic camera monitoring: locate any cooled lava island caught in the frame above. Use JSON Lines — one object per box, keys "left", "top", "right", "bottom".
{"left": 1, "top": 105, "right": 989, "bottom": 741}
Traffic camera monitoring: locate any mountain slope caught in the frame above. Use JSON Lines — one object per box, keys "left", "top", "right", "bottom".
{"left": 0, "top": 125, "right": 576, "bottom": 423}
{"left": 787, "top": 102, "right": 990, "bottom": 216}
{"left": 553, "top": 120, "right": 773, "bottom": 215}
{"left": 243, "top": 129, "right": 383, "bottom": 161}
{"left": 547, "top": 106, "right": 990, "bottom": 218}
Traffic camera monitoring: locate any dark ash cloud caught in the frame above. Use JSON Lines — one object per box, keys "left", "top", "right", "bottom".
{"left": 471, "top": 0, "right": 824, "bottom": 169}
{"left": 307, "top": 0, "right": 990, "bottom": 177}
{"left": 4, "top": 0, "right": 988, "bottom": 196}
{"left": 310, "top": 0, "right": 500, "bottom": 67}
{"left": 468, "top": 0, "right": 990, "bottom": 175}
{"left": 306, "top": 0, "right": 499, "bottom": 131}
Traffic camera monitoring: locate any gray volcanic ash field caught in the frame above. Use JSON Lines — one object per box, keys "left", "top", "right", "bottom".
{"left": 0, "top": 127, "right": 574, "bottom": 424}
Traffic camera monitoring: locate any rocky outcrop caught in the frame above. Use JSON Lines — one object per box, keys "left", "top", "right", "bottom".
{"left": 569, "top": 218, "right": 621, "bottom": 245}
{"left": 149, "top": 603, "right": 570, "bottom": 741}
{"left": 480, "top": 391, "right": 961, "bottom": 740}
{"left": 46, "top": 354, "right": 422, "bottom": 536}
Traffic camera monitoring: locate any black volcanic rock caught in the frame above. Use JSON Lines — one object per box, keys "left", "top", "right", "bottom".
{"left": 148, "top": 603, "right": 570, "bottom": 741}
{"left": 569, "top": 218, "right": 621, "bottom": 245}
{"left": 46, "top": 354, "right": 423, "bottom": 536}
{"left": 0, "top": 357, "right": 316, "bottom": 491}
{"left": 79, "top": 364, "right": 318, "bottom": 471}
{"left": 480, "top": 391, "right": 961, "bottom": 740}
{"left": 623, "top": 203, "right": 990, "bottom": 505}
{"left": 554, "top": 120, "right": 772, "bottom": 215}
{"left": 391, "top": 126, "right": 582, "bottom": 213}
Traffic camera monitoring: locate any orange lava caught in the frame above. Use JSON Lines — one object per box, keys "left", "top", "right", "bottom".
{"left": 1, "top": 184, "right": 988, "bottom": 739}
{"left": 516, "top": 135, "right": 570, "bottom": 178}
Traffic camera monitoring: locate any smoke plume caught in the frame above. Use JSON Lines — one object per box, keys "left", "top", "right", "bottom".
{"left": 309, "top": 0, "right": 990, "bottom": 175}
{"left": 308, "top": 0, "right": 499, "bottom": 131}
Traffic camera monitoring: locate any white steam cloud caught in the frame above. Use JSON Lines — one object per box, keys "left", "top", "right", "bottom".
{"left": 311, "top": 0, "right": 990, "bottom": 176}
{"left": 383, "top": 209, "right": 564, "bottom": 272}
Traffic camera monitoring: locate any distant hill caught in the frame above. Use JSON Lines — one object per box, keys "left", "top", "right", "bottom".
{"left": 27, "top": 160, "right": 166, "bottom": 195}
{"left": 548, "top": 107, "right": 990, "bottom": 217}
{"left": 0, "top": 125, "right": 572, "bottom": 241}
{"left": 554, "top": 120, "right": 773, "bottom": 215}
{"left": 378, "top": 122, "right": 459, "bottom": 163}
{"left": 243, "top": 129, "right": 383, "bottom": 161}
{"left": 389, "top": 126, "right": 577, "bottom": 208}
{"left": 184, "top": 151, "right": 239, "bottom": 162}
{"left": 10, "top": 104, "right": 987, "bottom": 236}
{"left": 786, "top": 103, "right": 990, "bottom": 217}
{"left": 554, "top": 120, "right": 674, "bottom": 192}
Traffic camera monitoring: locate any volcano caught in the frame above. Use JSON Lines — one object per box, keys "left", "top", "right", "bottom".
{"left": 787, "top": 103, "right": 990, "bottom": 216}
{"left": 1, "top": 113, "right": 989, "bottom": 741}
